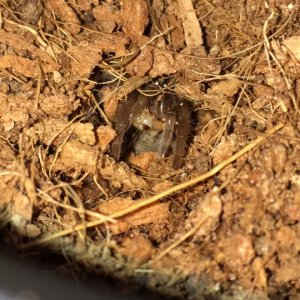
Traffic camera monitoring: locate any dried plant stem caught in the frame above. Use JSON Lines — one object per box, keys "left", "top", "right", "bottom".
{"left": 38, "top": 189, "right": 116, "bottom": 223}
{"left": 154, "top": 215, "right": 209, "bottom": 262}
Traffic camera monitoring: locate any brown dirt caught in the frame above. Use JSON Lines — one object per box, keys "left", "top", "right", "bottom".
{"left": 0, "top": 0, "right": 300, "bottom": 299}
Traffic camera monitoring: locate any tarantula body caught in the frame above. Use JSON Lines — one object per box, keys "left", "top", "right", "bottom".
{"left": 110, "top": 91, "right": 192, "bottom": 169}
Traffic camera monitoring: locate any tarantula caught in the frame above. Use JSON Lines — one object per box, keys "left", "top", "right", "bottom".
{"left": 110, "top": 82, "right": 193, "bottom": 169}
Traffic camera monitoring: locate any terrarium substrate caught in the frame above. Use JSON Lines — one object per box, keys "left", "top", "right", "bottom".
{"left": 0, "top": 0, "right": 300, "bottom": 299}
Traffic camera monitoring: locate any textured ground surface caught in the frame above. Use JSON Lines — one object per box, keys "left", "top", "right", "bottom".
{"left": 0, "top": 0, "right": 300, "bottom": 299}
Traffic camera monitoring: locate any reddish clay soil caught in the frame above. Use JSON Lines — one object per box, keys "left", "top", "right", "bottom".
{"left": 0, "top": 0, "right": 300, "bottom": 299}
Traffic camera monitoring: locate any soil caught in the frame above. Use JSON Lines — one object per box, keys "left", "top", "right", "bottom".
{"left": 0, "top": 0, "right": 300, "bottom": 299}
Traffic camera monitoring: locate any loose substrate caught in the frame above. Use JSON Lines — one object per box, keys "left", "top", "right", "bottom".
{"left": 0, "top": 0, "right": 300, "bottom": 299}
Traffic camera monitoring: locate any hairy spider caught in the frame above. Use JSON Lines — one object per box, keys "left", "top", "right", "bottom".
{"left": 110, "top": 80, "right": 193, "bottom": 169}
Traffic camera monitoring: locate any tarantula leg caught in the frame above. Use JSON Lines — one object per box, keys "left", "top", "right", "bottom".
{"left": 157, "top": 111, "right": 176, "bottom": 158}
{"left": 110, "top": 92, "right": 148, "bottom": 160}
{"left": 110, "top": 132, "right": 126, "bottom": 161}
{"left": 173, "top": 99, "right": 192, "bottom": 169}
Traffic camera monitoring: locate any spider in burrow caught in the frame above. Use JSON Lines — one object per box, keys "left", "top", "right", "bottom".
{"left": 109, "top": 78, "right": 194, "bottom": 169}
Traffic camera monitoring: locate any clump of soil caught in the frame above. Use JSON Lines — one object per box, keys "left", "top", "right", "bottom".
{"left": 0, "top": 0, "right": 300, "bottom": 299}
